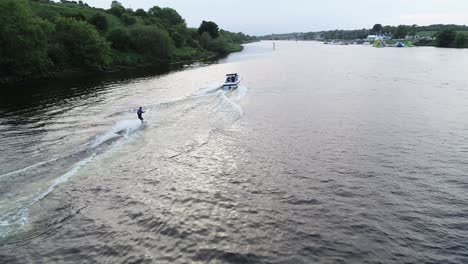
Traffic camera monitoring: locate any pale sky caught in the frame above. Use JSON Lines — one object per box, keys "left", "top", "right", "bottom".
{"left": 78, "top": 0, "right": 468, "bottom": 35}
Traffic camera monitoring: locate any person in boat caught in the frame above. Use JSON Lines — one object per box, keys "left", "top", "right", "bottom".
{"left": 137, "top": 107, "right": 145, "bottom": 122}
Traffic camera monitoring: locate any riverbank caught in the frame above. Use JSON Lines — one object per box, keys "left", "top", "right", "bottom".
{"left": 0, "top": 0, "right": 255, "bottom": 86}
{"left": 0, "top": 48, "right": 243, "bottom": 88}
{"left": 0, "top": 45, "right": 243, "bottom": 87}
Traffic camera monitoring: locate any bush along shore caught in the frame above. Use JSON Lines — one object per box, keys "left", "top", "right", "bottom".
{"left": 0, "top": 0, "right": 257, "bottom": 84}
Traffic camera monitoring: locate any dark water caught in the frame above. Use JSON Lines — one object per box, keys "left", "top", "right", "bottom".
{"left": 1, "top": 41, "right": 468, "bottom": 263}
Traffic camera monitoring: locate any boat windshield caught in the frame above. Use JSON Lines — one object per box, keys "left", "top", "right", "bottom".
{"left": 226, "top": 74, "right": 237, "bottom": 83}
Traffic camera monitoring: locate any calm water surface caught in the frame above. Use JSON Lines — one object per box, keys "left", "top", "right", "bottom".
{"left": 1, "top": 41, "right": 468, "bottom": 263}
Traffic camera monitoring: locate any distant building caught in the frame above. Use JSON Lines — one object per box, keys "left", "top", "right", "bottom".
{"left": 367, "top": 34, "right": 392, "bottom": 41}
{"left": 421, "top": 36, "right": 434, "bottom": 40}
{"left": 366, "top": 35, "right": 381, "bottom": 41}
{"left": 366, "top": 35, "right": 376, "bottom": 41}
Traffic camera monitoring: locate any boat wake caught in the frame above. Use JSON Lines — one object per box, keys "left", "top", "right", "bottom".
{"left": 0, "top": 84, "right": 247, "bottom": 239}
{"left": 0, "top": 120, "right": 144, "bottom": 238}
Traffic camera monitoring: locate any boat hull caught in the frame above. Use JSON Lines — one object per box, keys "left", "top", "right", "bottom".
{"left": 222, "top": 75, "right": 241, "bottom": 90}
{"left": 223, "top": 83, "right": 239, "bottom": 90}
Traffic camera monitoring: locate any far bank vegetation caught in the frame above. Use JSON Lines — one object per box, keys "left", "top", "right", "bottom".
{"left": 0, "top": 0, "right": 257, "bottom": 82}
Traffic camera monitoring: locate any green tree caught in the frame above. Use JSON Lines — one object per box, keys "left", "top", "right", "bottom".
{"left": 207, "top": 37, "right": 229, "bottom": 54}
{"left": 198, "top": 31, "right": 212, "bottom": 49}
{"left": 382, "top": 25, "right": 396, "bottom": 35}
{"left": 371, "top": 24, "right": 383, "bottom": 34}
{"left": 436, "top": 29, "right": 457, "bottom": 47}
{"left": 147, "top": 6, "right": 162, "bottom": 17}
{"left": 198, "top": 32, "right": 229, "bottom": 54}
{"left": 392, "top": 25, "right": 408, "bottom": 39}
{"left": 0, "top": 0, "right": 53, "bottom": 78}
{"left": 88, "top": 13, "right": 108, "bottom": 32}
{"left": 111, "top": 1, "right": 121, "bottom": 8}
{"left": 109, "top": 1, "right": 125, "bottom": 18}
{"left": 148, "top": 6, "right": 184, "bottom": 27}
{"left": 220, "top": 30, "right": 249, "bottom": 44}
{"left": 64, "top": 12, "right": 86, "bottom": 21}
{"left": 121, "top": 13, "right": 136, "bottom": 25}
{"left": 107, "top": 27, "right": 130, "bottom": 50}
{"left": 186, "top": 28, "right": 200, "bottom": 48}
{"left": 130, "top": 26, "right": 174, "bottom": 60}
{"left": 171, "top": 32, "right": 185, "bottom": 48}
{"left": 158, "top": 8, "right": 184, "bottom": 26}
{"left": 134, "top": 8, "right": 147, "bottom": 17}
{"left": 35, "top": 7, "right": 59, "bottom": 21}
{"left": 408, "top": 24, "right": 417, "bottom": 38}
{"left": 198, "top": 21, "right": 219, "bottom": 38}
{"left": 53, "top": 17, "right": 111, "bottom": 69}
{"left": 455, "top": 33, "right": 466, "bottom": 48}
{"left": 143, "top": 17, "right": 163, "bottom": 27}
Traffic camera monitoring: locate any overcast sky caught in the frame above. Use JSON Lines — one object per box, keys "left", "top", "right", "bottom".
{"left": 81, "top": 0, "right": 468, "bottom": 35}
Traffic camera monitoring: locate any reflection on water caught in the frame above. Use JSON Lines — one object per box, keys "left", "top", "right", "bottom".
{"left": 1, "top": 41, "right": 468, "bottom": 263}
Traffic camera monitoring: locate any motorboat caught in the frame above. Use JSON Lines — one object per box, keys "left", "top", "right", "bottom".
{"left": 223, "top": 73, "right": 241, "bottom": 90}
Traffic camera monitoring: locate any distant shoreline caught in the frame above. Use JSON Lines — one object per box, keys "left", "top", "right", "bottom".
{"left": 260, "top": 24, "right": 468, "bottom": 49}
{"left": 262, "top": 38, "right": 465, "bottom": 49}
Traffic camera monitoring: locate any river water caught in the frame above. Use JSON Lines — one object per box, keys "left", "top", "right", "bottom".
{"left": 1, "top": 41, "right": 468, "bottom": 263}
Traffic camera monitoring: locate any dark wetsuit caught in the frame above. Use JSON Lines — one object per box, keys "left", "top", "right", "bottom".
{"left": 137, "top": 108, "right": 144, "bottom": 122}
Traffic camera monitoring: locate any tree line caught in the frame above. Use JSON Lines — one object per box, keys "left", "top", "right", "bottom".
{"left": 297, "top": 23, "right": 468, "bottom": 48}
{"left": 0, "top": 0, "right": 257, "bottom": 82}
{"left": 368, "top": 24, "right": 467, "bottom": 48}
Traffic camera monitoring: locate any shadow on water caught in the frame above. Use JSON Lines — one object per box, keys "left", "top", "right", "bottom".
{"left": 0, "top": 56, "right": 224, "bottom": 116}
{"left": 0, "top": 65, "right": 172, "bottom": 113}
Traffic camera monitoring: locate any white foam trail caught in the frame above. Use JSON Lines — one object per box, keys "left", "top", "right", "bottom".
{"left": 221, "top": 90, "right": 244, "bottom": 116}
{"left": 38, "top": 156, "right": 95, "bottom": 202}
{"left": 32, "top": 121, "right": 141, "bottom": 205}
{"left": 1, "top": 120, "right": 143, "bottom": 180}
{"left": 0, "top": 119, "right": 145, "bottom": 238}
{"left": 0, "top": 158, "right": 59, "bottom": 180}
{"left": 90, "top": 120, "right": 142, "bottom": 148}
{"left": 196, "top": 83, "right": 222, "bottom": 96}
{"left": 0, "top": 155, "right": 95, "bottom": 238}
